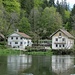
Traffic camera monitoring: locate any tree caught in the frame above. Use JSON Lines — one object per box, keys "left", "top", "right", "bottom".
{"left": 49, "top": 0, "right": 55, "bottom": 7}
{"left": 29, "top": 7, "right": 41, "bottom": 32}
{"left": 40, "top": 7, "right": 63, "bottom": 38}
{"left": 68, "top": 4, "right": 75, "bottom": 31}
{"left": 34, "top": 0, "right": 43, "bottom": 7}
{"left": 2, "top": 0, "right": 20, "bottom": 14}
{"left": 20, "top": 0, "right": 34, "bottom": 15}
{"left": 42, "top": 0, "right": 49, "bottom": 9}
{"left": 18, "top": 17, "right": 30, "bottom": 34}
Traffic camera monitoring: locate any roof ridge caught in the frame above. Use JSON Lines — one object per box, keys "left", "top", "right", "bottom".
{"left": 17, "top": 32, "right": 31, "bottom": 39}
{"left": 50, "top": 29, "right": 75, "bottom": 39}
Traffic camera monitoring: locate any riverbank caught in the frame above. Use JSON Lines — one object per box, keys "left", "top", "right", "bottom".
{"left": 24, "top": 50, "right": 53, "bottom": 55}
{"left": 0, "top": 49, "right": 52, "bottom": 56}
{"left": 0, "top": 49, "right": 23, "bottom": 55}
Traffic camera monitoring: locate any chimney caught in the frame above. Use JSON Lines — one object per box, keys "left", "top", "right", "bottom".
{"left": 16, "top": 29, "right": 19, "bottom": 32}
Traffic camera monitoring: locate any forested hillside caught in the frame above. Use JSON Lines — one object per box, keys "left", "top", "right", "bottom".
{"left": 0, "top": 0, "right": 75, "bottom": 40}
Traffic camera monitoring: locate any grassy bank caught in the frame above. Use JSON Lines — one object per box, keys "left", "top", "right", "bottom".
{"left": 0, "top": 45, "right": 53, "bottom": 55}
{"left": 0, "top": 49, "right": 23, "bottom": 55}
{"left": 0, "top": 49, "right": 53, "bottom": 56}
{"left": 25, "top": 50, "right": 53, "bottom": 55}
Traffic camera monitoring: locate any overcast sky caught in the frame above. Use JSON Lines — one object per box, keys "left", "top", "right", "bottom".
{"left": 55, "top": 0, "right": 75, "bottom": 8}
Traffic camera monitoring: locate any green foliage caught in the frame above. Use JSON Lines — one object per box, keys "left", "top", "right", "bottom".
{"left": 18, "top": 17, "right": 30, "bottom": 34}
{"left": 65, "top": 10, "right": 70, "bottom": 19}
{"left": 34, "top": 0, "right": 43, "bottom": 7}
{"left": 0, "top": 48, "right": 23, "bottom": 55}
{"left": 49, "top": 0, "right": 55, "bottom": 7}
{"left": 0, "top": 0, "right": 74, "bottom": 42}
{"left": 2, "top": 0, "right": 20, "bottom": 13}
{"left": 25, "top": 51, "right": 53, "bottom": 55}
{"left": 40, "top": 7, "right": 62, "bottom": 38}
{"left": 20, "top": 0, "right": 34, "bottom": 15}
{"left": 29, "top": 7, "right": 41, "bottom": 32}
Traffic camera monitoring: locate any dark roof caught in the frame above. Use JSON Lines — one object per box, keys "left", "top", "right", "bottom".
{"left": 17, "top": 32, "right": 31, "bottom": 39}
{"left": 50, "top": 29, "right": 75, "bottom": 39}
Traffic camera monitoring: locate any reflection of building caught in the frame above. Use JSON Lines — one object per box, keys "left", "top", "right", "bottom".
{"left": 7, "top": 55, "right": 32, "bottom": 74}
{"left": 52, "top": 55, "right": 74, "bottom": 74}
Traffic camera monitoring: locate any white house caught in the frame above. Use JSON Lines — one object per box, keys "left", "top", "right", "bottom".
{"left": 8, "top": 30, "right": 32, "bottom": 50}
{"left": 50, "top": 29, "right": 75, "bottom": 50}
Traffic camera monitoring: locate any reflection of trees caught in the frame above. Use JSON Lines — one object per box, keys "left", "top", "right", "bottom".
{"left": 0, "top": 56, "right": 7, "bottom": 75}
{"left": 23, "top": 55, "right": 57, "bottom": 75}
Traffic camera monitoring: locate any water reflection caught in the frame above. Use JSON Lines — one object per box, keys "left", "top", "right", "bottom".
{"left": 52, "top": 55, "right": 75, "bottom": 75}
{"left": 7, "top": 55, "right": 32, "bottom": 75}
{"left": 0, "top": 55, "right": 75, "bottom": 75}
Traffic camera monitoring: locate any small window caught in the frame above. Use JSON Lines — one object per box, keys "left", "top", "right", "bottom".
{"left": 15, "top": 42, "right": 18, "bottom": 44}
{"left": 18, "top": 46, "right": 19, "bottom": 48}
{"left": 20, "top": 42, "right": 22, "bottom": 45}
{"left": 25, "top": 42, "right": 26, "bottom": 44}
{"left": 59, "top": 33, "right": 61, "bottom": 36}
{"left": 28, "top": 41, "right": 29, "bottom": 43}
{"left": 56, "top": 44, "right": 58, "bottom": 47}
{"left": 10, "top": 42, "right": 11, "bottom": 44}
{"left": 16, "top": 37, "right": 18, "bottom": 39}
{"left": 59, "top": 44, "right": 61, "bottom": 47}
{"left": 11, "top": 37, "right": 13, "bottom": 39}
{"left": 56, "top": 38, "right": 58, "bottom": 41}
{"left": 20, "top": 37, "right": 23, "bottom": 39}
{"left": 62, "top": 38, "right": 65, "bottom": 41}
{"left": 63, "top": 44, "right": 65, "bottom": 47}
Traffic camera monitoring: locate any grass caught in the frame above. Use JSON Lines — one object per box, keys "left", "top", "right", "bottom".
{"left": 25, "top": 50, "right": 53, "bottom": 55}
{"left": 0, "top": 48, "right": 23, "bottom": 55}
{"left": 0, "top": 45, "right": 53, "bottom": 56}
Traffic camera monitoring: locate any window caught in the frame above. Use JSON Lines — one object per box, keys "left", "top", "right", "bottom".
{"left": 62, "top": 38, "right": 65, "bottom": 41}
{"left": 56, "top": 38, "right": 58, "bottom": 41}
{"left": 59, "top": 44, "right": 61, "bottom": 47}
{"left": 11, "top": 37, "right": 13, "bottom": 39}
{"left": 15, "top": 42, "right": 18, "bottom": 44}
{"left": 10, "top": 42, "right": 11, "bottom": 45}
{"left": 20, "top": 37, "right": 23, "bottom": 39}
{"left": 56, "top": 44, "right": 58, "bottom": 47}
{"left": 28, "top": 41, "right": 29, "bottom": 43}
{"left": 63, "top": 44, "right": 65, "bottom": 47}
{"left": 18, "top": 46, "right": 19, "bottom": 48}
{"left": 20, "top": 42, "right": 22, "bottom": 45}
{"left": 16, "top": 37, "right": 18, "bottom": 39}
{"left": 59, "top": 33, "right": 61, "bottom": 36}
{"left": 25, "top": 42, "right": 26, "bottom": 44}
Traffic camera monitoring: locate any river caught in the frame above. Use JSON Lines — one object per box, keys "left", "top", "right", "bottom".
{"left": 0, "top": 55, "right": 75, "bottom": 75}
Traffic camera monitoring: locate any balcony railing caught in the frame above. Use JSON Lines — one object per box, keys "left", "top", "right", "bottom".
{"left": 54, "top": 41, "right": 66, "bottom": 44}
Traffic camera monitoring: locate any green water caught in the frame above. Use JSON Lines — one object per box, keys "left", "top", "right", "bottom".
{"left": 0, "top": 55, "right": 75, "bottom": 75}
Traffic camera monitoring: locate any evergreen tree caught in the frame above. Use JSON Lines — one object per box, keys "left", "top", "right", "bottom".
{"left": 69, "top": 4, "right": 75, "bottom": 30}
{"left": 49, "top": 0, "right": 55, "bottom": 7}
{"left": 42, "top": 0, "right": 49, "bottom": 9}
{"left": 20, "top": 0, "right": 34, "bottom": 15}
